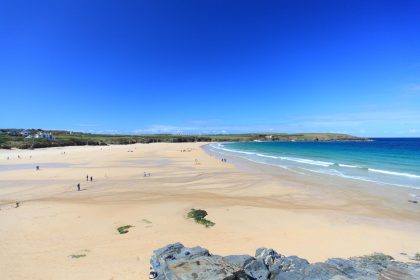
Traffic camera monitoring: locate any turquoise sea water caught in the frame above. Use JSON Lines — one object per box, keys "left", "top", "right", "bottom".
{"left": 209, "top": 138, "right": 420, "bottom": 190}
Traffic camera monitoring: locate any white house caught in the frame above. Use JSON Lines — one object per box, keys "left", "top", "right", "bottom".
{"left": 19, "top": 130, "right": 30, "bottom": 136}
{"left": 34, "top": 132, "right": 56, "bottom": 140}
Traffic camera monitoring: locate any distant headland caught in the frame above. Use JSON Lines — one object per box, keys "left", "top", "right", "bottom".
{"left": 0, "top": 128, "right": 370, "bottom": 150}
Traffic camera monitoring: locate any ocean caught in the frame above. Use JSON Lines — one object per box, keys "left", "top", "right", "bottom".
{"left": 207, "top": 138, "right": 420, "bottom": 190}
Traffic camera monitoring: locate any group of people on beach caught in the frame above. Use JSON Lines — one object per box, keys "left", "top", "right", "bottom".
{"left": 221, "top": 158, "right": 227, "bottom": 163}
{"left": 7, "top": 154, "right": 34, "bottom": 160}
{"left": 76, "top": 174, "right": 94, "bottom": 191}
{"left": 144, "top": 171, "right": 151, "bottom": 177}
{"left": 8, "top": 155, "right": 21, "bottom": 160}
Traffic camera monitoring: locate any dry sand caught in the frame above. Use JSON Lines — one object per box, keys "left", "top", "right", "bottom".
{"left": 0, "top": 143, "right": 419, "bottom": 279}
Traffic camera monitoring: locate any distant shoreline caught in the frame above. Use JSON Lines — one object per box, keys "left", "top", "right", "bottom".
{"left": 0, "top": 129, "right": 370, "bottom": 150}
{"left": 203, "top": 141, "right": 420, "bottom": 192}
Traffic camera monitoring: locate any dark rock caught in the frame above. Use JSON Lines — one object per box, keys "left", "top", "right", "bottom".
{"left": 150, "top": 244, "right": 420, "bottom": 280}
{"left": 244, "top": 258, "right": 269, "bottom": 280}
{"left": 255, "top": 247, "right": 281, "bottom": 265}
{"left": 150, "top": 243, "right": 252, "bottom": 279}
{"left": 301, "top": 263, "right": 345, "bottom": 279}
{"left": 223, "top": 255, "right": 255, "bottom": 268}
{"left": 349, "top": 253, "right": 394, "bottom": 278}
{"left": 166, "top": 256, "right": 250, "bottom": 280}
{"left": 270, "top": 270, "right": 305, "bottom": 280}
{"left": 255, "top": 247, "right": 284, "bottom": 273}
{"left": 270, "top": 260, "right": 337, "bottom": 280}
{"left": 326, "top": 258, "right": 357, "bottom": 276}
{"left": 378, "top": 265, "right": 420, "bottom": 280}
{"left": 273, "top": 255, "right": 309, "bottom": 272}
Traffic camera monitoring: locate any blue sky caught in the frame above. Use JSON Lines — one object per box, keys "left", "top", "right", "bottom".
{"left": 1, "top": 0, "right": 420, "bottom": 136}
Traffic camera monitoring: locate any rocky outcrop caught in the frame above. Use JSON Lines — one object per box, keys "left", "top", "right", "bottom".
{"left": 149, "top": 243, "right": 420, "bottom": 280}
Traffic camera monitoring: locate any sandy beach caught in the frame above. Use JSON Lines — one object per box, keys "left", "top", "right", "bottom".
{"left": 0, "top": 143, "right": 419, "bottom": 280}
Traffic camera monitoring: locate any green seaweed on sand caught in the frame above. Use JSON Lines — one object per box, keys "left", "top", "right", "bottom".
{"left": 187, "top": 209, "right": 215, "bottom": 228}
{"left": 117, "top": 225, "right": 134, "bottom": 234}
{"left": 69, "top": 254, "right": 86, "bottom": 259}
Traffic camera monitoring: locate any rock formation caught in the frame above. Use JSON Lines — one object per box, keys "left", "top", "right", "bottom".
{"left": 149, "top": 243, "right": 420, "bottom": 279}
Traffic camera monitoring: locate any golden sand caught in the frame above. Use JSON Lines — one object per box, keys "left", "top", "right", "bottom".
{"left": 0, "top": 143, "right": 419, "bottom": 279}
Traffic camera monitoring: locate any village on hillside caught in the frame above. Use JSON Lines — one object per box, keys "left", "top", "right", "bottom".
{"left": 0, "top": 129, "right": 56, "bottom": 140}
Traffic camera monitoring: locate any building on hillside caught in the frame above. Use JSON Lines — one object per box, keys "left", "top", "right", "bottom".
{"left": 34, "top": 132, "right": 56, "bottom": 140}
{"left": 19, "top": 130, "right": 30, "bottom": 136}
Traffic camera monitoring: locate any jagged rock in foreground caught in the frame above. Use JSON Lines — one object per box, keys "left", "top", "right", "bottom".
{"left": 150, "top": 243, "right": 420, "bottom": 280}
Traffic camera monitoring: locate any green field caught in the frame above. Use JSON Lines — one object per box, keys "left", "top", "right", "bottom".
{"left": 0, "top": 129, "right": 369, "bottom": 149}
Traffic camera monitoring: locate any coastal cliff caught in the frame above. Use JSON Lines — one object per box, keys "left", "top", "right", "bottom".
{"left": 149, "top": 243, "right": 420, "bottom": 280}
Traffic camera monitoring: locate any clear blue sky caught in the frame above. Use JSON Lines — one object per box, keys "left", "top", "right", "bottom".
{"left": 1, "top": 0, "right": 420, "bottom": 136}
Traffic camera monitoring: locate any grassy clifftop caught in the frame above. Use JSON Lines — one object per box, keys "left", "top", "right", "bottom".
{"left": 0, "top": 129, "right": 370, "bottom": 149}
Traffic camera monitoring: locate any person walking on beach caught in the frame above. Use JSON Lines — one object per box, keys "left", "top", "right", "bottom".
{"left": 77, "top": 183, "right": 81, "bottom": 191}
{"left": 86, "top": 175, "right": 89, "bottom": 181}
{"left": 90, "top": 176, "right": 93, "bottom": 182}
{"left": 36, "top": 166, "right": 39, "bottom": 171}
